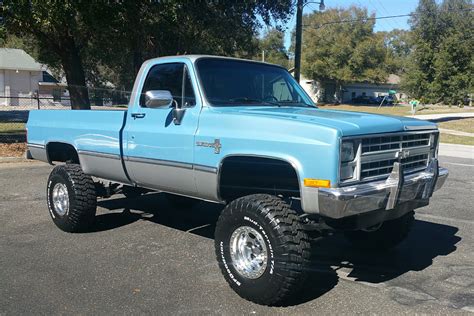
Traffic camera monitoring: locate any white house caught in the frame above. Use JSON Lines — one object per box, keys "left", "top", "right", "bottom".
{"left": 298, "top": 74, "right": 407, "bottom": 104}
{"left": 0, "top": 48, "right": 69, "bottom": 107}
{"left": 0, "top": 48, "right": 43, "bottom": 106}
{"left": 341, "top": 74, "right": 406, "bottom": 103}
{"left": 299, "top": 76, "right": 320, "bottom": 102}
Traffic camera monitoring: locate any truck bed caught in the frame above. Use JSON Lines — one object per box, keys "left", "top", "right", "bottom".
{"left": 27, "top": 109, "right": 130, "bottom": 183}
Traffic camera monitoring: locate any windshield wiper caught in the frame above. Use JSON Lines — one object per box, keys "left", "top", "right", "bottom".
{"left": 228, "top": 97, "right": 263, "bottom": 103}
{"left": 274, "top": 100, "right": 314, "bottom": 107}
{"left": 227, "top": 97, "right": 282, "bottom": 106}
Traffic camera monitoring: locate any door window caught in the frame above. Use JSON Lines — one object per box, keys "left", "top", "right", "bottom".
{"left": 140, "top": 63, "right": 196, "bottom": 107}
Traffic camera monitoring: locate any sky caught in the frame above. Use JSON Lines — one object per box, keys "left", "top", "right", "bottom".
{"left": 282, "top": 0, "right": 420, "bottom": 49}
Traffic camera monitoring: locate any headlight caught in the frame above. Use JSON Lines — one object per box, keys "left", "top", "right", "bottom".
{"left": 340, "top": 140, "right": 358, "bottom": 182}
{"left": 341, "top": 141, "right": 355, "bottom": 162}
{"left": 340, "top": 164, "right": 355, "bottom": 180}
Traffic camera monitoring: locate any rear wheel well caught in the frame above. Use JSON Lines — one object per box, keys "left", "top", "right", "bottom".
{"left": 46, "top": 142, "right": 79, "bottom": 164}
{"left": 218, "top": 156, "right": 300, "bottom": 201}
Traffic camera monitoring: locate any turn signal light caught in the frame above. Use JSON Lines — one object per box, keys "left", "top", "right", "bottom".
{"left": 304, "top": 178, "right": 331, "bottom": 188}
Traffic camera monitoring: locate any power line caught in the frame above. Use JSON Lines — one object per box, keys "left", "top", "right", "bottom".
{"left": 302, "top": 8, "right": 473, "bottom": 29}
{"left": 368, "top": 0, "right": 398, "bottom": 30}
{"left": 376, "top": 0, "right": 405, "bottom": 29}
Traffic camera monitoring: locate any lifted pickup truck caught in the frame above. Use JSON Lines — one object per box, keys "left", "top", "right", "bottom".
{"left": 27, "top": 55, "right": 448, "bottom": 306}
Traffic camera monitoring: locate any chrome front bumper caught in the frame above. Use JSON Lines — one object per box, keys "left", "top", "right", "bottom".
{"left": 317, "top": 159, "right": 448, "bottom": 219}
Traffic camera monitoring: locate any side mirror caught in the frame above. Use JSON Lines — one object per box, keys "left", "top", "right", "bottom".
{"left": 144, "top": 90, "right": 173, "bottom": 108}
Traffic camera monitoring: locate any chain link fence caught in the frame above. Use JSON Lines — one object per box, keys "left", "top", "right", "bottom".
{"left": 0, "top": 95, "right": 128, "bottom": 143}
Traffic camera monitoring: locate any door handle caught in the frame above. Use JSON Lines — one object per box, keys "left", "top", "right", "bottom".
{"left": 131, "top": 113, "right": 146, "bottom": 119}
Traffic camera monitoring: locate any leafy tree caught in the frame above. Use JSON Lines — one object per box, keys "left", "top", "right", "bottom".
{"left": 256, "top": 28, "right": 289, "bottom": 67}
{"left": 300, "top": 7, "right": 389, "bottom": 87}
{"left": 85, "top": 1, "right": 294, "bottom": 93}
{"left": 431, "top": 0, "right": 473, "bottom": 104}
{"left": 402, "top": 0, "right": 441, "bottom": 101}
{"left": 402, "top": 0, "right": 473, "bottom": 104}
{"left": 2, "top": 1, "right": 102, "bottom": 109}
{"left": 380, "top": 29, "right": 412, "bottom": 74}
{"left": 3, "top": 1, "right": 293, "bottom": 108}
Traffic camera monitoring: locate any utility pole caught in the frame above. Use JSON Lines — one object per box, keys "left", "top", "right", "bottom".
{"left": 294, "top": 0, "right": 325, "bottom": 83}
{"left": 294, "top": 0, "right": 304, "bottom": 83}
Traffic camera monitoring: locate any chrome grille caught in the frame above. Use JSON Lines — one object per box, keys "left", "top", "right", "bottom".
{"left": 358, "top": 132, "right": 434, "bottom": 181}
{"left": 360, "top": 153, "right": 429, "bottom": 179}
{"left": 362, "top": 133, "right": 431, "bottom": 154}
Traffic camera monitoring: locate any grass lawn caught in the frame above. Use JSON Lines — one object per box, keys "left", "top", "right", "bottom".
{"left": 0, "top": 143, "right": 27, "bottom": 157}
{"left": 319, "top": 104, "right": 473, "bottom": 116}
{"left": 438, "top": 118, "right": 474, "bottom": 134}
{"left": 440, "top": 134, "right": 474, "bottom": 146}
{"left": 0, "top": 122, "right": 26, "bottom": 134}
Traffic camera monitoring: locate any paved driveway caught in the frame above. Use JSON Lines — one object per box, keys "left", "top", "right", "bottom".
{"left": 0, "top": 156, "right": 473, "bottom": 314}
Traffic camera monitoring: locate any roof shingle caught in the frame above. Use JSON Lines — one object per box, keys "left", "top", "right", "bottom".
{"left": 0, "top": 48, "right": 43, "bottom": 71}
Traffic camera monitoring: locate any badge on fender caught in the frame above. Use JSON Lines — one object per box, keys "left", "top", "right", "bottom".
{"left": 196, "top": 139, "right": 222, "bottom": 154}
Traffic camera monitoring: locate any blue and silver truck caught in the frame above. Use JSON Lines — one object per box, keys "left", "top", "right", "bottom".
{"left": 26, "top": 55, "right": 448, "bottom": 305}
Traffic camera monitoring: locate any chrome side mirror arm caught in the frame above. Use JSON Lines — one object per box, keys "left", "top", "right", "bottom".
{"left": 172, "top": 99, "right": 185, "bottom": 125}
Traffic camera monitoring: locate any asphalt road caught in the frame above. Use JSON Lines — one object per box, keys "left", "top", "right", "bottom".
{"left": 0, "top": 156, "right": 473, "bottom": 315}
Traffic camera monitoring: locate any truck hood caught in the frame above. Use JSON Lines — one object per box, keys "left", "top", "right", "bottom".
{"left": 213, "top": 106, "right": 437, "bottom": 136}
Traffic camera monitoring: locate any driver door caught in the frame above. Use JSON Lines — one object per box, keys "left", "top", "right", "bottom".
{"left": 123, "top": 62, "right": 200, "bottom": 196}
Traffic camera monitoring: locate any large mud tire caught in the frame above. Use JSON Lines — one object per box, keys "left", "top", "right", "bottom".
{"left": 47, "top": 164, "right": 97, "bottom": 233}
{"left": 214, "top": 194, "right": 310, "bottom": 306}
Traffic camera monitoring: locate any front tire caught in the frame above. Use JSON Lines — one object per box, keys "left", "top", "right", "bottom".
{"left": 47, "top": 164, "right": 97, "bottom": 232}
{"left": 344, "top": 211, "right": 414, "bottom": 251}
{"left": 214, "top": 194, "right": 310, "bottom": 306}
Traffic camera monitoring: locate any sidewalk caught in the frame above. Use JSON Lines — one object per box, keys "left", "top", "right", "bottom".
{"left": 439, "top": 143, "right": 474, "bottom": 160}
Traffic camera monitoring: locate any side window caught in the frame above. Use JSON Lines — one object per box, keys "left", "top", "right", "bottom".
{"left": 140, "top": 63, "right": 196, "bottom": 107}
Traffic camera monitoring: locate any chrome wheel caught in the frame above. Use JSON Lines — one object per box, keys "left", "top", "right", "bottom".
{"left": 230, "top": 226, "right": 268, "bottom": 279}
{"left": 52, "top": 183, "right": 69, "bottom": 216}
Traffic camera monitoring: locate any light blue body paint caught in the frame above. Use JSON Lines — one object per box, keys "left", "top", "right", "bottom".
{"left": 27, "top": 55, "right": 437, "bottom": 189}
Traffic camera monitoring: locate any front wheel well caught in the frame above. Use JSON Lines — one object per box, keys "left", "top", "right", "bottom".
{"left": 46, "top": 142, "right": 79, "bottom": 164}
{"left": 218, "top": 156, "right": 300, "bottom": 201}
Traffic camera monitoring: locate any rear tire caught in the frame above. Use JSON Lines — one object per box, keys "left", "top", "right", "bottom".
{"left": 344, "top": 211, "right": 414, "bottom": 251}
{"left": 214, "top": 194, "right": 310, "bottom": 306}
{"left": 47, "top": 164, "right": 97, "bottom": 233}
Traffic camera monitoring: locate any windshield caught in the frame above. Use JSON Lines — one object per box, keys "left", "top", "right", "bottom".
{"left": 196, "top": 58, "right": 315, "bottom": 107}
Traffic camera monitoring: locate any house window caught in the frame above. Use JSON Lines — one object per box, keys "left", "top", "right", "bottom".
{"left": 52, "top": 89, "right": 62, "bottom": 101}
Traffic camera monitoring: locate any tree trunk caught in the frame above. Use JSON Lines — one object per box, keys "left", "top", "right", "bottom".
{"left": 60, "top": 38, "right": 90, "bottom": 110}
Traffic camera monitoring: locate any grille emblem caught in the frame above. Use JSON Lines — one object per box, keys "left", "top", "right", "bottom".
{"left": 395, "top": 149, "right": 410, "bottom": 160}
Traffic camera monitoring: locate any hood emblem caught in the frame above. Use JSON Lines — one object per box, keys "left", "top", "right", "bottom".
{"left": 196, "top": 139, "right": 222, "bottom": 154}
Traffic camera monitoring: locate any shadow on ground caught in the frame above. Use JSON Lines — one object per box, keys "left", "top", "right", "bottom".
{"left": 428, "top": 116, "right": 472, "bottom": 123}
{"left": 95, "top": 192, "right": 460, "bottom": 306}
